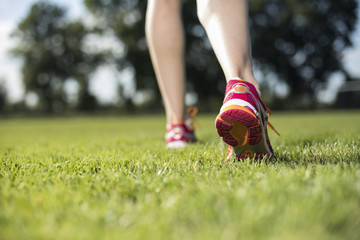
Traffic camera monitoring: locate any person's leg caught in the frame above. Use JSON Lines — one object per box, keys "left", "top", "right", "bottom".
{"left": 145, "top": 0, "right": 185, "bottom": 124}
{"left": 196, "top": 0, "right": 259, "bottom": 90}
{"left": 196, "top": 0, "right": 276, "bottom": 159}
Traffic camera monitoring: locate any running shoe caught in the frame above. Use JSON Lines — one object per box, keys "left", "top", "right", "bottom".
{"left": 165, "top": 123, "right": 189, "bottom": 148}
{"left": 215, "top": 79, "right": 279, "bottom": 160}
{"left": 165, "top": 107, "right": 198, "bottom": 148}
{"left": 165, "top": 122, "right": 197, "bottom": 148}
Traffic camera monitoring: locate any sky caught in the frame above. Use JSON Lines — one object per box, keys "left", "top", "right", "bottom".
{"left": 1, "top": 0, "right": 360, "bottom": 104}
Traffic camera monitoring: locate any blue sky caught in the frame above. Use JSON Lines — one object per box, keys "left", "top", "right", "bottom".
{"left": 1, "top": 0, "right": 360, "bottom": 104}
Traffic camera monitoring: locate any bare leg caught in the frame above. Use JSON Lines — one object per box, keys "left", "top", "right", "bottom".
{"left": 196, "top": 0, "right": 259, "bottom": 90}
{"left": 146, "top": 0, "right": 185, "bottom": 124}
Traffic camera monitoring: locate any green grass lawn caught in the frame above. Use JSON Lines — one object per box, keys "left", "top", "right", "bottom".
{"left": 1, "top": 111, "right": 360, "bottom": 240}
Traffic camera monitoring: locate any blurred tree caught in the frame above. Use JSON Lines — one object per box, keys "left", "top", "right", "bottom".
{"left": 84, "top": 0, "right": 358, "bottom": 109}
{"left": 12, "top": 2, "right": 102, "bottom": 113}
{"left": 84, "top": 0, "right": 154, "bottom": 110}
{"left": 60, "top": 21, "right": 103, "bottom": 111}
{"left": 249, "top": 0, "right": 358, "bottom": 107}
{"left": 0, "top": 78, "right": 7, "bottom": 114}
{"left": 84, "top": 0, "right": 222, "bottom": 110}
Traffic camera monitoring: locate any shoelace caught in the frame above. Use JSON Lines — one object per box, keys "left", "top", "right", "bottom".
{"left": 266, "top": 107, "right": 280, "bottom": 136}
{"left": 185, "top": 106, "right": 199, "bottom": 131}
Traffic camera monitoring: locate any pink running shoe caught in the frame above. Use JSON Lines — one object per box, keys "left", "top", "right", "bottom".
{"left": 215, "top": 79, "right": 279, "bottom": 160}
{"left": 165, "top": 122, "right": 197, "bottom": 149}
{"left": 165, "top": 107, "right": 198, "bottom": 148}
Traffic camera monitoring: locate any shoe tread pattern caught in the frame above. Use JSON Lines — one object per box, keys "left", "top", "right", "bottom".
{"left": 216, "top": 108, "right": 262, "bottom": 147}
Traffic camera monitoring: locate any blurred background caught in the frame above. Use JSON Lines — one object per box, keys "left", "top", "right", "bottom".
{"left": 0, "top": 0, "right": 359, "bottom": 116}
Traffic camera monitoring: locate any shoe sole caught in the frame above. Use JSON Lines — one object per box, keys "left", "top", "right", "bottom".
{"left": 215, "top": 106, "right": 269, "bottom": 159}
{"left": 166, "top": 140, "right": 187, "bottom": 149}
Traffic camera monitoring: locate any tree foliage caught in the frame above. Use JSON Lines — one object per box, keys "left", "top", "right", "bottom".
{"left": 84, "top": 0, "right": 157, "bottom": 105}
{"left": 85, "top": 0, "right": 358, "bottom": 109}
{"left": 12, "top": 0, "right": 358, "bottom": 113}
{"left": 249, "top": 0, "right": 358, "bottom": 103}
{"left": 0, "top": 79, "right": 7, "bottom": 114}
{"left": 12, "top": 1, "right": 102, "bottom": 112}
{"left": 84, "top": 0, "right": 223, "bottom": 109}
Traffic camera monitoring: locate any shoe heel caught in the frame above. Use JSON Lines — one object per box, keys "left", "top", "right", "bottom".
{"left": 216, "top": 108, "right": 262, "bottom": 147}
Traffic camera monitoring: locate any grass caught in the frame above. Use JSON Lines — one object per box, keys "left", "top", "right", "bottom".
{"left": 0, "top": 110, "right": 360, "bottom": 240}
